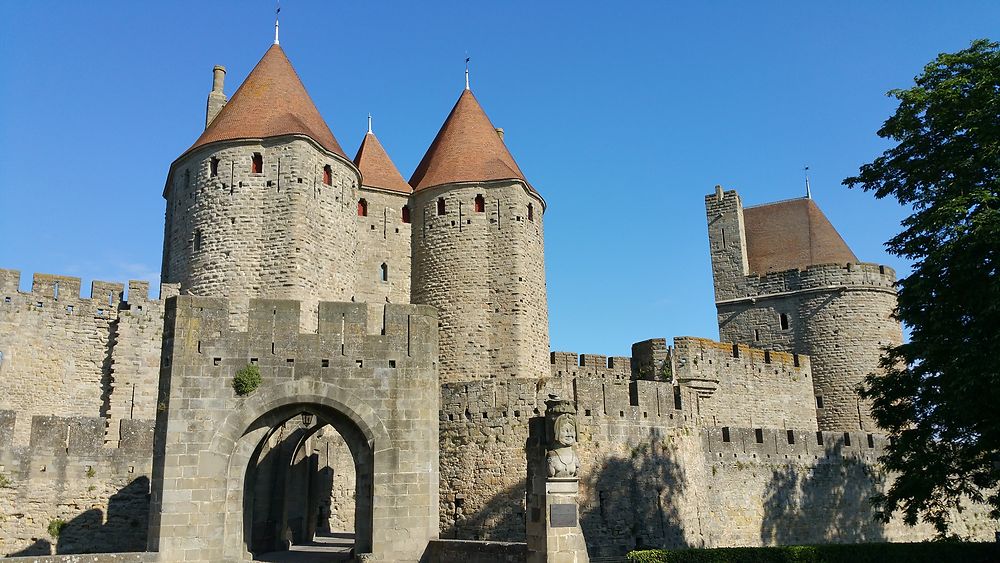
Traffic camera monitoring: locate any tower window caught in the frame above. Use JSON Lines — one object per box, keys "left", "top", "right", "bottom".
{"left": 210, "top": 157, "right": 219, "bottom": 177}
{"left": 380, "top": 263, "right": 388, "bottom": 282}
{"left": 780, "top": 313, "right": 790, "bottom": 331}
{"left": 474, "top": 194, "right": 485, "bottom": 213}
{"left": 358, "top": 198, "right": 368, "bottom": 217}
{"left": 323, "top": 165, "right": 332, "bottom": 186}
{"left": 401, "top": 205, "right": 411, "bottom": 224}
{"left": 437, "top": 197, "right": 446, "bottom": 216}
{"left": 251, "top": 152, "right": 263, "bottom": 174}
{"left": 194, "top": 229, "right": 202, "bottom": 251}
{"left": 816, "top": 396, "right": 824, "bottom": 409}
{"left": 527, "top": 202, "right": 534, "bottom": 222}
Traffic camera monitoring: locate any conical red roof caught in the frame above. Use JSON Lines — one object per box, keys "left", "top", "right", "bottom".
{"left": 353, "top": 132, "right": 412, "bottom": 193}
{"left": 743, "top": 198, "right": 859, "bottom": 274}
{"left": 185, "top": 45, "right": 346, "bottom": 158}
{"left": 409, "top": 89, "right": 531, "bottom": 192}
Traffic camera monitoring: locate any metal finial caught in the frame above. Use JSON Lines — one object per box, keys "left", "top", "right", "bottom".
{"left": 367, "top": 113, "right": 373, "bottom": 134}
{"left": 465, "top": 56, "right": 471, "bottom": 90}
{"left": 274, "top": 2, "right": 281, "bottom": 45}
{"left": 804, "top": 166, "right": 812, "bottom": 199}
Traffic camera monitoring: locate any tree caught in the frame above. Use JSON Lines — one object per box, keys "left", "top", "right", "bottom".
{"left": 844, "top": 39, "right": 1000, "bottom": 534}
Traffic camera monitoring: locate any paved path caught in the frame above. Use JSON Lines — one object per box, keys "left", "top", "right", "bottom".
{"left": 254, "top": 532, "right": 354, "bottom": 562}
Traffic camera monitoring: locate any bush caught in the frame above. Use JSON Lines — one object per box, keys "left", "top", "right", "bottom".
{"left": 47, "top": 518, "right": 66, "bottom": 538}
{"left": 627, "top": 543, "right": 1000, "bottom": 563}
{"left": 232, "top": 364, "right": 261, "bottom": 396}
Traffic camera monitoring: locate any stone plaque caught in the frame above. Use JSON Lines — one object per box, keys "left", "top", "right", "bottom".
{"left": 550, "top": 503, "right": 577, "bottom": 527}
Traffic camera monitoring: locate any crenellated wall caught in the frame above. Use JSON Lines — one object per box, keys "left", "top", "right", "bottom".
{"left": 412, "top": 180, "right": 549, "bottom": 383}
{"left": 438, "top": 375, "right": 994, "bottom": 557}
{"left": 0, "top": 270, "right": 173, "bottom": 447}
{"left": 673, "top": 337, "right": 816, "bottom": 430}
{"left": 0, "top": 411, "right": 154, "bottom": 557}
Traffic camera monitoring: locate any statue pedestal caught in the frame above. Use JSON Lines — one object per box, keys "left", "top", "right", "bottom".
{"left": 526, "top": 477, "right": 589, "bottom": 563}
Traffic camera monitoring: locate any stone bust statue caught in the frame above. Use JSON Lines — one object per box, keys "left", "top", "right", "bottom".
{"left": 545, "top": 399, "right": 580, "bottom": 478}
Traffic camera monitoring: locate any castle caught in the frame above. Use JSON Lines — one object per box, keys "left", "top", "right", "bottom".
{"left": 0, "top": 38, "right": 993, "bottom": 562}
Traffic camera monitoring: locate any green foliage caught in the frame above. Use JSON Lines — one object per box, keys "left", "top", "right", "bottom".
{"left": 233, "top": 364, "right": 262, "bottom": 395}
{"left": 843, "top": 38, "right": 1000, "bottom": 534}
{"left": 47, "top": 518, "right": 66, "bottom": 538}
{"left": 85, "top": 466, "right": 96, "bottom": 478}
{"left": 627, "top": 542, "right": 1000, "bottom": 563}
{"left": 0, "top": 472, "right": 11, "bottom": 488}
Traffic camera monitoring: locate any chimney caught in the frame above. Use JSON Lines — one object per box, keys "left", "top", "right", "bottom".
{"left": 205, "top": 65, "right": 227, "bottom": 129}
{"left": 495, "top": 127, "right": 504, "bottom": 141}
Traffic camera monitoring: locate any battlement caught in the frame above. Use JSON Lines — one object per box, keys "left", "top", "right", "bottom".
{"left": 549, "top": 351, "right": 632, "bottom": 379}
{"left": 704, "top": 187, "right": 742, "bottom": 211}
{"left": 673, "top": 336, "right": 809, "bottom": 371}
{"left": 737, "top": 261, "right": 897, "bottom": 300}
{"left": 0, "top": 269, "right": 179, "bottom": 305}
{"left": 165, "top": 296, "right": 438, "bottom": 371}
{"left": 702, "top": 424, "right": 887, "bottom": 461}
{"left": 0, "top": 411, "right": 154, "bottom": 454}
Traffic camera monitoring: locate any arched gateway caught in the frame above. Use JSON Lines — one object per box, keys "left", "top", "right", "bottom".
{"left": 148, "top": 296, "right": 439, "bottom": 562}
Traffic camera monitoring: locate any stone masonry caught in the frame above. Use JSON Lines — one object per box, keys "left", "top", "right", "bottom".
{"left": 147, "top": 296, "right": 439, "bottom": 562}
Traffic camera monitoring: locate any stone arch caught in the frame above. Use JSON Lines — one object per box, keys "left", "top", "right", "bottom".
{"left": 213, "top": 379, "right": 390, "bottom": 560}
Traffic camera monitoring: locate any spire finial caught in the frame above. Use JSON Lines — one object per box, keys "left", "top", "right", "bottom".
{"left": 465, "top": 56, "right": 471, "bottom": 90}
{"left": 367, "top": 113, "right": 373, "bottom": 134}
{"left": 804, "top": 166, "right": 812, "bottom": 199}
{"left": 274, "top": 2, "right": 281, "bottom": 45}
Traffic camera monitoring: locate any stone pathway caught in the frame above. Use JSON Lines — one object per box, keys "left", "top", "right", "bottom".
{"left": 254, "top": 532, "right": 354, "bottom": 562}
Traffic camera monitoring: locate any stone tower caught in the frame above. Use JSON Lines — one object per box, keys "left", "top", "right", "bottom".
{"left": 351, "top": 125, "right": 413, "bottom": 310}
{"left": 705, "top": 186, "right": 902, "bottom": 431}
{"left": 410, "top": 88, "right": 549, "bottom": 383}
{"left": 161, "top": 45, "right": 361, "bottom": 326}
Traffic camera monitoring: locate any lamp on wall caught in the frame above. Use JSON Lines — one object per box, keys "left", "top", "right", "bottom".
{"left": 301, "top": 412, "right": 314, "bottom": 427}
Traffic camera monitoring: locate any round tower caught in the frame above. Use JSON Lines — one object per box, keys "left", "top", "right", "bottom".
{"left": 797, "top": 263, "right": 902, "bottom": 431}
{"left": 162, "top": 45, "right": 360, "bottom": 324}
{"left": 708, "top": 191, "right": 903, "bottom": 431}
{"left": 410, "top": 89, "right": 549, "bottom": 383}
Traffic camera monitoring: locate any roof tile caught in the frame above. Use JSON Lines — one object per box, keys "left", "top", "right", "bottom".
{"left": 743, "top": 198, "right": 858, "bottom": 274}
{"left": 354, "top": 132, "right": 412, "bottom": 194}
{"left": 409, "top": 89, "right": 532, "bottom": 192}
{"left": 185, "top": 45, "right": 346, "bottom": 158}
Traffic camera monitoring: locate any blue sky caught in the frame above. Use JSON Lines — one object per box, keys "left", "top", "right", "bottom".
{"left": 1, "top": 2, "right": 996, "bottom": 356}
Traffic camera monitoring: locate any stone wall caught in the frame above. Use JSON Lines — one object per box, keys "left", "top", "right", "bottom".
{"left": 353, "top": 187, "right": 411, "bottom": 316}
{"left": 425, "top": 539, "right": 527, "bottom": 563}
{"left": 716, "top": 263, "right": 901, "bottom": 431}
{"left": 438, "top": 361, "right": 993, "bottom": 557}
{"left": 162, "top": 137, "right": 362, "bottom": 331}
{"left": 0, "top": 411, "right": 153, "bottom": 558}
{"left": 148, "top": 296, "right": 440, "bottom": 562}
{"left": 412, "top": 180, "right": 549, "bottom": 383}
{"left": 673, "top": 337, "right": 816, "bottom": 430}
{"left": 0, "top": 270, "right": 170, "bottom": 447}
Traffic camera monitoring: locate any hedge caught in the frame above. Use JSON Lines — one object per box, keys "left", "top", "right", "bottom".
{"left": 626, "top": 542, "right": 1000, "bottom": 563}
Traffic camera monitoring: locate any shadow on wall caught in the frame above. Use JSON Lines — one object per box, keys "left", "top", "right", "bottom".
{"left": 5, "top": 477, "right": 150, "bottom": 557}
{"left": 760, "top": 438, "right": 886, "bottom": 544}
{"left": 447, "top": 477, "right": 529, "bottom": 542}
{"left": 580, "top": 428, "right": 687, "bottom": 558}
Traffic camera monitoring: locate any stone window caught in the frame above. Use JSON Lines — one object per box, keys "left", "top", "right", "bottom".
{"left": 380, "top": 263, "right": 388, "bottom": 282}
{"left": 251, "top": 152, "right": 263, "bottom": 174}
{"left": 358, "top": 198, "right": 368, "bottom": 217}
{"left": 437, "top": 197, "right": 446, "bottom": 216}
{"left": 323, "top": 165, "right": 332, "bottom": 186}
{"left": 401, "top": 205, "right": 411, "bottom": 224}
{"left": 815, "top": 395, "right": 824, "bottom": 409}
{"left": 528, "top": 202, "right": 534, "bottom": 222}
{"left": 786, "top": 430, "right": 795, "bottom": 444}
{"left": 474, "top": 194, "right": 485, "bottom": 212}
{"left": 195, "top": 229, "right": 203, "bottom": 252}
{"left": 780, "top": 313, "right": 790, "bottom": 331}
{"left": 755, "top": 428, "right": 764, "bottom": 443}
{"left": 210, "top": 157, "right": 220, "bottom": 177}
{"left": 721, "top": 427, "right": 731, "bottom": 443}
